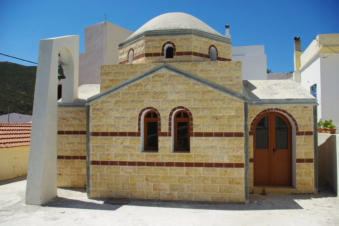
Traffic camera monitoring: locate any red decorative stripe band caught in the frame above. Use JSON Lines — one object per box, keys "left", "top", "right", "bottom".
{"left": 249, "top": 158, "right": 313, "bottom": 163}
{"left": 296, "top": 158, "right": 313, "bottom": 163}
{"left": 120, "top": 51, "right": 231, "bottom": 64}
{"left": 90, "top": 131, "right": 243, "bottom": 137}
{"left": 58, "top": 131, "right": 86, "bottom": 135}
{"left": 296, "top": 131, "right": 313, "bottom": 135}
{"left": 90, "top": 160, "right": 244, "bottom": 168}
{"left": 57, "top": 155, "right": 86, "bottom": 160}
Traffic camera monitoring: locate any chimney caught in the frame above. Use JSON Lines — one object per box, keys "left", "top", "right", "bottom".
{"left": 225, "top": 24, "right": 231, "bottom": 39}
{"left": 293, "top": 36, "right": 302, "bottom": 83}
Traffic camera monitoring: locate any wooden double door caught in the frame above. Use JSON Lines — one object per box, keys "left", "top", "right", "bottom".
{"left": 254, "top": 113, "right": 292, "bottom": 186}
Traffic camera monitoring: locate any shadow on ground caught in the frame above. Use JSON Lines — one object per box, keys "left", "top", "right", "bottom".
{"left": 45, "top": 197, "right": 122, "bottom": 211}
{"left": 0, "top": 176, "right": 26, "bottom": 186}
{"left": 43, "top": 185, "right": 337, "bottom": 211}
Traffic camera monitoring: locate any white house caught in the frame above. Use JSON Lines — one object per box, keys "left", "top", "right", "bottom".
{"left": 232, "top": 45, "right": 267, "bottom": 80}
{"left": 79, "top": 21, "right": 132, "bottom": 85}
{"left": 294, "top": 34, "right": 339, "bottom": 129}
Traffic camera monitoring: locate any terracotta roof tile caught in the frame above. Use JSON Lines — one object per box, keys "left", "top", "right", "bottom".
{"left": 0, "top": 123, "right": 31, "bottom": 148}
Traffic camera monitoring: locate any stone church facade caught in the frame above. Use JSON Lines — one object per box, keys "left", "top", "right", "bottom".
{"left": 57, "top": 13, "right": 316, "bottom": 203}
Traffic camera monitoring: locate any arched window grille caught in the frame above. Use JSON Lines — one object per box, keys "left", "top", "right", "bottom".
{"left": 174, "top": 110, "right": 190, "bottom": 152}
{"left": 143, "top": 111, "right": 158, "bottom": 151}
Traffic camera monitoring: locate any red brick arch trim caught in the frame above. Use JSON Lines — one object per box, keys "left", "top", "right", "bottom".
{"left": 161, "top": 41, "right": 176, "bottom": 57}
{"left": 208, "top": 45, "right": 218, "bottom": 59}
{"left": 249, "top": 108, "right": 300, "bottom": 135}
{"left": 138, "top": 107, "right": 161, "bottom": 136}
{"left": 168, "top": 106, "right": 193, "bottom": 136}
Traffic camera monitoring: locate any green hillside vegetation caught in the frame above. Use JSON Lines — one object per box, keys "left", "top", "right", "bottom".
{"left": 0, "top": 62, "right": 36, "bottom": 115}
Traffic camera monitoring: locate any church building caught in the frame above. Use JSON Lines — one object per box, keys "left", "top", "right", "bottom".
{"left": 56, "top": 12, "right": 317, "bottom": 203}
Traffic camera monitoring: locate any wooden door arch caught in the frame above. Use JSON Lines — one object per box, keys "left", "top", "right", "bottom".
{"left": 253, "top": 112, "right": 292, "bottom": 186}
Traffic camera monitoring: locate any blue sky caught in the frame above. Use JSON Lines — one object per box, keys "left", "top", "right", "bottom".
{"left": 0, "top": 0, "right": 338, "bottom": 72}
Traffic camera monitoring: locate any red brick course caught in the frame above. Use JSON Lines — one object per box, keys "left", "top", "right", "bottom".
{"left": 90, "top": 160, "right": 244, "bottom": 168}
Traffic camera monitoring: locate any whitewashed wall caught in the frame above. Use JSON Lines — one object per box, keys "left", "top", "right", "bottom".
{"left": 320, "top": 54, "right": 339, "bottom": 128}
{"left": 79, "top": 22, "right": 132, "bottom": 85}
{"left": 232, "top": 45, "right": 267, "bottom": 80}
{"left": 301, "top": 54, "right": 339, "bottom": 129}
{"left": 300, "top": 57, "right": 322, "bottom": 120}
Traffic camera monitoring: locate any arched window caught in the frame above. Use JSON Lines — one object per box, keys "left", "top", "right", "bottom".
{"left": 163, "top": 42, "right": 175, "bottom": 58}
{"left": 143, "top": 111, "right": 158, "bottom": 151}
{"left": 128, "top": 49, "right": 134, "bottom": 64}
{"left": 209, "top": 46, "right": 217, "bottom": 61}
{"left": 174, "top": 110, "right": 190, "bottom": 152}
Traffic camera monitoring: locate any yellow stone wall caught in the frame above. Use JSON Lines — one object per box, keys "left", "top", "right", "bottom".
{"left": 119, "top": 39, "right": 146, "bottom": 64}
{"left": 119, "top": 35, "right": 232, "bottom": 64}
{"left": 57, "top": 107, "right": 87, "bottom": 188}
{"left": 0, "top": 146, "right": 29, "bottom": 181}
{"left": 89, "top": 66, "right": 245, "bottom": 202}
{"left": 248, "top": 105, "right": 315, "bottom": 193}
{"left": 101, "top": 61, "right": 242, "bottom": 94}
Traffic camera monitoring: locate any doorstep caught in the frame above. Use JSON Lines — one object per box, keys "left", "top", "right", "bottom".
{"left": 252, "top": 186, "right": 297, "bottom": 195}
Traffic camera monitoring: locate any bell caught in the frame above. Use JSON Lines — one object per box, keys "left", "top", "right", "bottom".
{"left": 58, "top": 64, "right": 66, "bottom": 80}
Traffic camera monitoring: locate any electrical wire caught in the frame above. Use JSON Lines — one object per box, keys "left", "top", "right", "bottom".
{"left": 0, "top": 52, "right": 37, "bottom": 64}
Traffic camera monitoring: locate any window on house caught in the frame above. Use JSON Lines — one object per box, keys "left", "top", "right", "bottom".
{"left": 310, "top": 84, "right": 317, "bottom": 98}
{"left": 144, "top": 111, "right": 158, "bottom": 151}
{"left": 128, "top": 49, "right": 134, "bottom": 64}
{"left": 164, "top": 43, "right": 174, "bottom": 58}
{"left": 174, "top": 110, "right": 190, "bottom": 152}
{"left": 209, "top": 46, "right": 217, "bottom": 61}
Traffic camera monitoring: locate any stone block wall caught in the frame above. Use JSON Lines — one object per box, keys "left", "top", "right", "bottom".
{"left": 101, "top": 61, "right": 242, "bottom": 94}
{"left": 57, "top": 107, "right": 87, "bottom": 187}
{"left": 118, "top": 35, "right": 231, "bottom": 64}
{"left": 248, "top": 106, "right": 315, "bottom": 193}
{"left": 0, "top": 146, "right": 29, "bottom": 181}
{"left": 89, "top": 66, "right": 246, "bottom": 202}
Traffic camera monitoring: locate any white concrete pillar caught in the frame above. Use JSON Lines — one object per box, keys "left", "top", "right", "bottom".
{"left": 26, "top": 35, "right": 79, "bottom": 205}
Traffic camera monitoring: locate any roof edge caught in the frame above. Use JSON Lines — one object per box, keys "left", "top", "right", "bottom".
{"left": 248, "top": 98, "right": 317, "bottom": 106}
{"left": 119, "top": 29, "right": 231, "bottom": 48}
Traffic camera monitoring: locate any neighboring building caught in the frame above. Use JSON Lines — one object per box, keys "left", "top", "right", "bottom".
{"left": 293, "top": 34, "right": 339, "bottom": 129}
{"left": 79, "top": 21, "right": 132, "bottom": 85}
{"left": 232, "top": 45, "right": 267, "bottom": 80}
{"left": 267, "top": 72, "right": 293, "bottom": 80}
{"left": 29, "top": 12, "right": 317, "bottom": 204}
{"left": 0, "top": 123, "right": 31, "bottom": 180}
{"left": 0, "top": 113, "right": 32, "bottom": 123}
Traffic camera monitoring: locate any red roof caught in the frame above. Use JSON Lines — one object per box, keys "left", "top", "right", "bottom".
{"left": 0, "top": 123, "right": 31, "bottom": 148}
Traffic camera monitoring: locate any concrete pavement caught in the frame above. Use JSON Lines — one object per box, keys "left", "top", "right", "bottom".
{"left": 1, "top": 179, "right": 338, "bottom": 226}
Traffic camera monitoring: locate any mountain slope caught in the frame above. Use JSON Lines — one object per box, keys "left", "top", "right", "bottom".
{"left": 0, "top": 62, "right": 36, "bottom": 115}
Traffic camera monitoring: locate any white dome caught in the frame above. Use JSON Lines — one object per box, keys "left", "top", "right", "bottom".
{"left": 125, "top": 12, "right": 222, "bottom": 41}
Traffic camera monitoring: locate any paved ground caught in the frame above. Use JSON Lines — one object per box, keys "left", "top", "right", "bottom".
{"left": 0, "top": 179, "right": 338, "bottom": 226}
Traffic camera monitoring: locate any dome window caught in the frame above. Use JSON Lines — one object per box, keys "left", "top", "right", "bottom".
{"left": 163, "top": 42, "right": 175, "bottom": 59}
{"left": 209, "top": 45, "right": 218, "bottom": 61}
{"left": 128, "top": 49, "right": 134, "bottom": 64}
